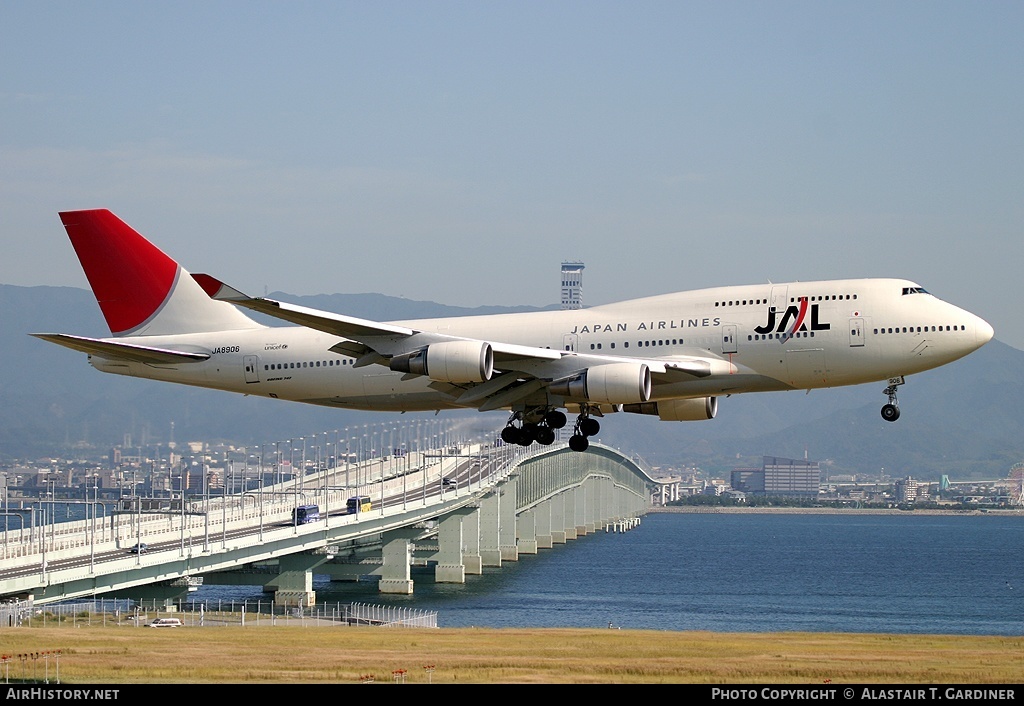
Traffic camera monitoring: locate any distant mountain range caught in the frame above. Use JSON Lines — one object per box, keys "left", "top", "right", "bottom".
{"left": 3, "top": 283, "right": 1022, "bottom": 481}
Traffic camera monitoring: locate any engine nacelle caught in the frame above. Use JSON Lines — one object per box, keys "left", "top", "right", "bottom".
{"left": 549, "top": 362, "right": 651, "bottom": 404}
{"left": 622, "top": 397, "right": 718, "bottom": 421}
{"left": 389, "top": 340, "right": 493, "bottom": 383}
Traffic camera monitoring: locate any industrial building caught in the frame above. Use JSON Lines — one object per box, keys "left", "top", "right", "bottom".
{"left": 731, "top": 456, "right": 821, "bottom": 497}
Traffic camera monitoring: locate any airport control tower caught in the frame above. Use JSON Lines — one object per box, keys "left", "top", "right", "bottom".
{"left": 561, "top": 261, "right": 585, "bottom": 310}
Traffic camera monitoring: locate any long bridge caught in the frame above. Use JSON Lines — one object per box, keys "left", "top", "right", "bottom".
{"left": 0, "top": 439, "right": 654, "bottom": 608}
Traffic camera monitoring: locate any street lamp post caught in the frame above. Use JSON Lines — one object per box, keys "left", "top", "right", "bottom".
{"left": 360, "top": 430, "right": 367, "bottom": 495}
{"left": 134, "top": 471, "right": 142, "bottom": 561}
{"left": 174, "top": 468, "right": 185, "bottom": 557}
{"left": 1, "top": 472, "right": 7, "bottom": 536}
{"left": 46, "top": 477, "right": 56, "bottom": 551}
{"left": 202, "top": 463, "right": 209, "bottom": 552}
{"left": 1, "top": 473, "right": 6, "bottom": 558}
{"left": 89, "top": 473, "right": 99, "bottom": 573}
{"left": 301, "top": 436, "right": 307, "bottom": 493}
{"left": 258, "top": 470, "right": 264, "bottom": 541}
{"left": 39, "top": 505, "right": 47, "bottom": 578}
{"left": 273, "top": 441, "right": 280, "bottom": 486}
{"left": 129, "top": 469, "right": 138, "bottom": 542}
{"left": 344, "top": 428, "right": 351, "bottom": 497}
{"left": 221, "top": 468, "right": 227, "bottom": 549}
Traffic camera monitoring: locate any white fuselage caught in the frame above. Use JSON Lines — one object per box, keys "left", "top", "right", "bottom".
{"left": 89, "top": 278, "right": 993, "bottom": 412}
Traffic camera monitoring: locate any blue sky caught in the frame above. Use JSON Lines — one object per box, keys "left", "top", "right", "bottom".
{"left": 2, "top": 2, "right": 1022, "bottom": 347}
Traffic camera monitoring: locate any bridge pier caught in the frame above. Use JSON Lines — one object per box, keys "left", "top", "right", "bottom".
{"left": 478, "top": 476, "right": 521, "bottom": 566}
{"left": 575, "top": 482, "right": 590, "bottom": 536}
{"left": 479, "top": 491, "right": 502, "bottom": 567}
{"left": 499, "top": 476, "right": 519, "bottom": 562}
{"left": 378, "top": 528, "right": 417, "bottom": 594}
{"left": 516, "top": 508, "right": 538, "bottom": 554}
{"left": 584, "top": 476, "right": 605, "bottom": 534}
{"left": 563, "top": 489, "right": 578, "bottom": 541}
{"left": 534, "top": 499, "right": 553, "bottom": 549}
{"left": 461, "top": 507, "right": 483, "bottom": 575}
{"left": 433, "top": 509, "right": 472, "bottom": 584}
{"left": 550, "top": 493, "right": 567, "bottom": 544}
{"left": 267, "top": 552, "right": 333, "bottom": 607}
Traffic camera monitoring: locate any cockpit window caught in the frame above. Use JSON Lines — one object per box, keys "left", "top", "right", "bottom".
{"left": 902, "top": 287, "right": 929, "bottom": 295}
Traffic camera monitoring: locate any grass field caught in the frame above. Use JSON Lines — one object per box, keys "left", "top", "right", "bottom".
{"left": 2, "top": 623, "right": 1023, "bottom": 684}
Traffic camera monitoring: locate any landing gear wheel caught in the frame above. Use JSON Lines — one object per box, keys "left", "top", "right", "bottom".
{"left": 881, "top": 404, "right": 901, "bottom": 422}
{"left": 520, "top": 423, "right": 540, "bottom": 443}
{"left": 535, "top": 426, "right": 556, "bottom": 445}
{"left": 544, "top": 410, "right": 567, "bottom": 429}
{"left": 579, "top": 417, "right": 600, "bottom": 437}
{"left": 501, "top": 426, "right": 520, "bottom": 444}
{"left": 569, "top": 434, "right": 590, "bottom": 452}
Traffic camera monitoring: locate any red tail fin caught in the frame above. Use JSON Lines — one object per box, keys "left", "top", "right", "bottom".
{"left": 60, "top": 209, "right": 177, "bottom": 335}
{"left": 59, "top": 209, "right": 261, "bottom": 337}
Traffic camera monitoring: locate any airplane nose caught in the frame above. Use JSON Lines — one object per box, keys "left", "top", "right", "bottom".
{"left": 975, "top": 316, "right": 994, "bottom": 347}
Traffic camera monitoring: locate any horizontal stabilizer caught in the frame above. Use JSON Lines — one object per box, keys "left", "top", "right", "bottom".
{"left": 31, "top": 333, "right": 210, "bottom": 364}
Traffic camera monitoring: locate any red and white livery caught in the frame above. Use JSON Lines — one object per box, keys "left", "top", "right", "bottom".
{"left": 35, "top": 209, "right": 994, "bottom": 451}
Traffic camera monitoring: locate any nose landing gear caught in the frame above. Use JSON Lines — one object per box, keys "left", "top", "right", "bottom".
{"left": 881, "top": 376, "right": 904, "bottom": 422}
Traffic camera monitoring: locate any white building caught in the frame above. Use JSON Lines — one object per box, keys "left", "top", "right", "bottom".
{"left": 560, "top": 261, "right": 585, "bottom": 310}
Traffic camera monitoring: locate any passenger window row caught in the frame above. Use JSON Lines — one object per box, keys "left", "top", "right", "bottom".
{"left": 791, "top": 294, "right": 857, "bottom": 302}
{"left": 715, "top": 299, "right": 766, "bottom": 307}
{"left": 589, "top": 339, "right": 687, "bottom": 351}
{"left": 714, "top": 294, "right": 859, "bottom": 307}
{"left": 263, "top": 359, "right": 352, "bottom": 372}
{"left": 747, "top": 332, "right": 816, "bottom": 341}
{"left": 874, "top": 325, "right": 966, "bottom": 335}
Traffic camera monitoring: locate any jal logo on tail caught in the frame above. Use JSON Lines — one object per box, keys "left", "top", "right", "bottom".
{"left": 754, "top": 298, "right": 831, "bottom": 338}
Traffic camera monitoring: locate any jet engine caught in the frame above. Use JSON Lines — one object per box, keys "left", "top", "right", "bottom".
{"left": 389, "top": 340, "right": 493, "bottom": 383}
{"left": 622, "top": 397, "right": 718, "bottom": 421}
{"left": 549, "top": 362, "right": 651, "bottom": 404}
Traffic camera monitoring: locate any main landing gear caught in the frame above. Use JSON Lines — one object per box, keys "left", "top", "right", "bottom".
{"left": 881, "top": 376, "right": 904, "bottom": 422}
{"left": 500, "top": 407, "right": 601, "bottom": 452}
{"left": 568, "top": 411, "right": 601, "bottom": 452}
{"left": 501, "top": 409, "right": 566, "bottom": 447}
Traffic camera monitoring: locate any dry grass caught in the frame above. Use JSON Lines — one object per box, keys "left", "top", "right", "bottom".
{"left": 2, "top": 624, "right": 1023, "bottom": 684}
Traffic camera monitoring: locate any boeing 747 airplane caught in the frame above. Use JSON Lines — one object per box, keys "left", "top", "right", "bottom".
{"left": 34, "top": 210, "right": 994, "bottom": 451}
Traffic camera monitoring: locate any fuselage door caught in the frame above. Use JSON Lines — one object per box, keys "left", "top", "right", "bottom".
{"left": 770, "top": 285, "right": 789, "bottom": 315}
{"left": 723, "top": 324, "right": 738, "bottom": 354}
{"left": 243, "top": 355, "right": 260, "bottom": 383}
{"left": 562, "top": 333, "right": 579, "bottom": 353}
{"left": 849, "top": 318, "right": 865, "bottom": 347}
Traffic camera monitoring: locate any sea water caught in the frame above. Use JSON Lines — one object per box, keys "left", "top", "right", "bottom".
{"left": 194, "top": 512, "right": 1024, "bottom": 635}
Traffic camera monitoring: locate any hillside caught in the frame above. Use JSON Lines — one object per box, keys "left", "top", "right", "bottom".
{"left": 3, "top": 283, "right": 1022, "bottom": 480}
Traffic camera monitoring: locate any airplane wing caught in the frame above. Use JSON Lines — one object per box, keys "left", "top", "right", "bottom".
{"left": 31, "top": 333, "right": 211, "bottom": 364}
{"left": 193, "top": 273, "right": 562, "bottom": 366}
{"left": 193, "top": 274, "right": 733, "bottom": 410}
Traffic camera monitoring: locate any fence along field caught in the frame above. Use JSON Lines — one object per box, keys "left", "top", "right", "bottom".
{"left": 2, "top": 598, "right": 437, "bottom": 629}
